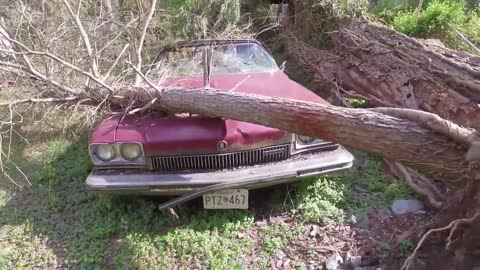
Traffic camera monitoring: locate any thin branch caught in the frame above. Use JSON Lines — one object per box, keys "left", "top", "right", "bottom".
{"left": 103, "top": 43, "right": 130, "bottom": 81}
{"left": 128, "top": 61, "right": 162, "bottom": 91}
{"left": 0, "top": 38, "right": 114, "bottom": 92}
{"left": 96, "top": 17, "right": 138, "bottom": 56}
{"left": 63, "top": 0, "right": 100, "bottom": 78}
{"left": 0, "top": 96, "right": 80, "bottom": 107}
{"left": 0, "top": 59, "right": 78, "bottom": 95}
{"left": 447, "top": 23, "right": 480, "bottom": 55}
{"left": 135, "top": 0, "right": 158, "bottom": 84}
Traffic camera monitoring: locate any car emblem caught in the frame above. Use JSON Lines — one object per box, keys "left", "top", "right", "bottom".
{"left": 217, "top": 140, "right": 228, "bottom": 150}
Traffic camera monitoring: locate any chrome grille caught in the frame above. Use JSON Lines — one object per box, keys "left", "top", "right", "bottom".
{"left": 151, "top": 144, "right": 290, "bottom": 171}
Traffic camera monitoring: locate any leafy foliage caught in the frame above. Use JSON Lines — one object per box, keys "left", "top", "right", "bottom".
{"left": 293, "top": 0, "right": 370, "bottom": 47}
{"left": 399, "top": 239, "right": 415, "bottom": 256}
{"left": 378, "top": 0, "right": 480, "bottom": 53}
{"left": 295, "top": 175, "right": 349, "bottom": 223}
{"left": 346, "top": 98, "right": 369, "bottom": 108}
{"left": 259, "top": 222, "right": 306, "bottom": 254}
{"left": 116, "top": 210, "right": 254, "bottom": 269}
{"left": 166, "top": 0, "right": 242, "bottom": 39}
{"left": 392, "top": 0, "right": 465, "bottom": 36}
{"left": 294, "top": 151, "right": 414, "bottom": 223}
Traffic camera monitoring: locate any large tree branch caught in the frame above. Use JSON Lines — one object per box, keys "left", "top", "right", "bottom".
{"left": 112, "top": 86, "right": 476, "bottom": 183}
{"left": 369, "top": 107, "right": 480, "bottom": 146}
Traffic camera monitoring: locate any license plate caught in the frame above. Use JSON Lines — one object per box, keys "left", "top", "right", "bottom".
{"left": 203, "top": 189, "right": 248, "bottom": 209}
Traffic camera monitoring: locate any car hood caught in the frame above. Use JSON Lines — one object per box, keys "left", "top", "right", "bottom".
{"left": 91, "top": 71, "right": 328, "bottom": 154}
{"left": 163, "top": 71, "right": 327, "bottom": 103}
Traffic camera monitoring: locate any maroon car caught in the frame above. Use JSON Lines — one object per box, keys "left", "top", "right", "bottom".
{"left": 86, "top": 39, "right": 353, "bottom": 209}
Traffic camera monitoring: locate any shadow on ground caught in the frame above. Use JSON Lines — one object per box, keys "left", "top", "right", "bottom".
{"left": 0, "top": 131, "right": 304, "bottom": 269}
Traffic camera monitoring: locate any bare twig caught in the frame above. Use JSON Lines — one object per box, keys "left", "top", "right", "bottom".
{"left": 96, "top": 17, "right": 138, "bottom": 56}
{"left": 447, "top": 23, "right": 480, "bottom": 55}
{"left": 401, "top": 213, "right": 479, "bottom": 270}
{"left": 128, "top": 61, "right": 162, "bottom": 92}
{"left": 0, "top": 97, "right": 80, "bottom": 107}
{"left": 0, "top": 59, "right": 78, "bottom": 95}
{"left": 134, "top": 0, "right": 158, "bottom": 84}
{"left": 103, "top": 43, "right": 130, "bottom": 81}
{"left": 63, "top": 0, "right": 100, "bottom": 77}
{"left": 0, "top": 40, "right": 113, "bottom": 92}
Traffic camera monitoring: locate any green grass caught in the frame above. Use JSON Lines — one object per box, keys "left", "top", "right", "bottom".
{"left": 0, "top": 131, "right": 414, "bottom": 269}
{"left": 260, "top": 222, "right": 306, "bottom": 255}
{"left": 373, "top": 0, "right": 480, "bottom": 53}
{"left": 115, "top": 210, "right": 254, "bottom": 269}
{"left": 0, "top": 137, "right": 259, "bottom": 269}
{"left": 294, "top": 150, "right": 414, "bottom": 224}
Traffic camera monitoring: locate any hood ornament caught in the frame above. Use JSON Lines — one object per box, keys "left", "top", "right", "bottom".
{"left": 217, "top": 140, "right": 228, "bottom": 150}
{"left": 202, "top": 46, "right": 212, "bottom": 89}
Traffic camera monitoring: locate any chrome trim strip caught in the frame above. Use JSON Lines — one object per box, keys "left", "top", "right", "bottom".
{"left": 86, "top": 147, "right": 355, "bottom": 196}
{"left": 150, "top": 144, "right": 290, "bottom": 171}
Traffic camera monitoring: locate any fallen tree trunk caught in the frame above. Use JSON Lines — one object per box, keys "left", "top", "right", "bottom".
{"left": 285, "top": 15, "right": 480, "bottom": 210}
{"left": 113, "top": 86, "right": 478, "bottom": 184}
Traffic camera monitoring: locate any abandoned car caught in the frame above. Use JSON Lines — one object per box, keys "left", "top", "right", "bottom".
{"left": 86, "top": 39, "right": 353, "bottom": 209}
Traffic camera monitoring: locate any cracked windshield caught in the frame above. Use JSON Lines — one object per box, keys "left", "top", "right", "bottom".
{"left": 156, "top": 43, "right": 278, "bottom": 76}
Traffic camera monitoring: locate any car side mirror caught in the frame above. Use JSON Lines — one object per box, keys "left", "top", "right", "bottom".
{"left": 280, "top": 61, "right": 286, "bottom": 71}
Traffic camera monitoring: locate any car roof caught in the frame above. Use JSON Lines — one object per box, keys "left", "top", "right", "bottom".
{"left": 163, "top": 39, "right": 262, "bottom": 49}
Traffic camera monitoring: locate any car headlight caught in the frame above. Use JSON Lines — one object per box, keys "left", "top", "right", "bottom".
{"left": 294, "top": 134, "right": 336, "bottom": 152}
{"left": 95, "top": 144, "right": 115, "bottom": 161}
{"left": 89, "top": 142, "right": 145, "bottom": 166}
{"left": 121, "top": 143, "right": 142, "bottom": 160}
{"left": 297, "top": 135, "right": 316, "bottom": 144}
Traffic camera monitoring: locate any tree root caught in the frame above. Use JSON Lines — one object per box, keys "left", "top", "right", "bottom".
{"left": 401, "top": 213, "right": 479, "bottom": 270}
{"left": 385, "top": 160, "right": 444, "bottom": 209}
{"left": 396, "top": 162, "right": 444, "bottom": 209}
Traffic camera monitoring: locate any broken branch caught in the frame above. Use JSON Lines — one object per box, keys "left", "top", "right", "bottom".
{"left": 134, "top": 0, "right": 158, "bottom": 84}
{"left": 63, "top": 0, "right": 100, "bottom": 78}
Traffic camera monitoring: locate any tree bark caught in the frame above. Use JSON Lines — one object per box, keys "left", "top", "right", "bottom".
{"left": 288, "top": 19, "right": 480, "bottom": 131}
{"left": 113, "top": 86, "right": 478, "bottom": 185}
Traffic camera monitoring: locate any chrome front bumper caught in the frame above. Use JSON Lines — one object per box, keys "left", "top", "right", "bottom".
{"left": 86, "top": 147, "right": 354, "bottom": 195}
